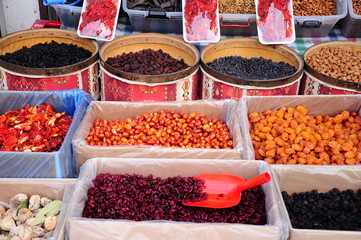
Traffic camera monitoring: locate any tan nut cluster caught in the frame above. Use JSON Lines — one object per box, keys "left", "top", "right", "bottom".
{"left": 219, "top": 0, "right": 255, "bottom": 14}
{"left": 306, "top": 46, "right": 361, "bottom": 83}
{"left": 353, "top": 0, "right": 361, "bottom": 15}
{"left": 293, "top": 0, "right": 336, "bottom": 16}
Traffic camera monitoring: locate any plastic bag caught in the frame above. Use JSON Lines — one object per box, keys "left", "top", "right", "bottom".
{"left": 0, "top": 89, "right": 93, "bottom": 178}
{"left": 64, "top": 157, "right": 289, "bottom": 240}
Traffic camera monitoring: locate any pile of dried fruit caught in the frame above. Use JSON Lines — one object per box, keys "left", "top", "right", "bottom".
{"left": 219, "top": 0, "right": 255, "bottom": 14}
{"left": 0, "top": 41, "right": 92, "bottom": 68}
{"left": 249, "top": 106, "right": 361, "bottom": 165}
{"left": 85, "top": 110, "right": 233, "bottom": 149}
{"left": 83, "top": 173, "right": 267, "bottom": 224}
{"left": 293, "top": 0, "right": 336, "bottom": 16}
{"left": 282, "top": 188, "right": 361, "bottom": 230}
{"left": 207, "top": 56, "right": 297, "bottom": 80}
{"left": 0, "top": 103, "right": 72, "bottom": 152}
{"left": 0, "top": 194, "right": 62, "bottom": 239}
{"left": 106, "top": 49, "right": 189, "bottom": 75}
{"left": 306, "top": 46, "right": 361, "bottom": 83}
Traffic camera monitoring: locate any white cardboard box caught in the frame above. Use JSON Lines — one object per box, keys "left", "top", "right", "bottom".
{"left": 73, "top": 100, "right": 243, "bottom": 170}
{"left": 64, "top": 158, "right": 288, "bottom": 240}
{"left": 272, "top": 165, "right": 361, "bottom": 240}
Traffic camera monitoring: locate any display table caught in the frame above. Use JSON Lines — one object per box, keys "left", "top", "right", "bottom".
{"left": 111, "top": 16, "right": 361, "bottom": 55}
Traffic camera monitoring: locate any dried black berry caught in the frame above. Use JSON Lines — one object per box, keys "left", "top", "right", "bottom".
{"left": 282, "top": 188, "right": 361, "bottom": 231}
{"left": 0, "top": 40, "right": 92, "bottom": 68}
{"left": 207, "top": 56, "right": 297, "bottom": 80}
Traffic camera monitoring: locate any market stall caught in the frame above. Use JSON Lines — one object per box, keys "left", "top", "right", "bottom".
{"left": 0, "top": 0, "right": 360, "bottom": 239}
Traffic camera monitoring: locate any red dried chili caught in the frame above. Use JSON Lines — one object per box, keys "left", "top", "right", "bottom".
{"left": 256, "top": 0, "right": 294, "bottom": 43}
{"left": 78, "top": 0, "right": 119, "bottom": 40}
{"left": 0, "top": 103, "right": 72, "bottom": 152}
{"left": 183, "top": 0, "right": 219, "bottom": 42}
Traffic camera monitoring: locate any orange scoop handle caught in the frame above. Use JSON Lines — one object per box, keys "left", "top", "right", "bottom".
{"left": 238, "top": 172, "right": 271, "bottom": 192}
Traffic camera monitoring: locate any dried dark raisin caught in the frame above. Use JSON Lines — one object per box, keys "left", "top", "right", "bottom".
{"left": 0, "top": 40, "right": 92, "bottom": 68}
{"left": 207, "top": 56, "right": 297, "bottom": 80}
{"left": 106, "top": 49, "right": 189, "bottom": 75}
{"left": 282, "top": 188, "right": 361, "bottom": 231}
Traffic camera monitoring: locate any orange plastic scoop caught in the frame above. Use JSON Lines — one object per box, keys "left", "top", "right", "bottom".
{"left": 183, "top": 172, "right": 271, "bottom": 208}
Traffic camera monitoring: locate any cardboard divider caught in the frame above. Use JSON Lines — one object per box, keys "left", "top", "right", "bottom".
{"left": 64, "top": 158, "right": 288, "bottom": 240}
{"left": 271, "top": 165, "right": 361, "bottom": 240}
{"left": 73, "top": 100, "right": 243, "bottom": 171}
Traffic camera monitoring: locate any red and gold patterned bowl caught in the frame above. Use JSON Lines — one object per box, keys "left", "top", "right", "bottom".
{"left": 99, "top": 33, "right": 200, "bottom": 102}
{"left": 200, "top": 38, "right": 304, "bottom": 100}
{"left": 0, "top": 29, "right": 99, "bottom": 99}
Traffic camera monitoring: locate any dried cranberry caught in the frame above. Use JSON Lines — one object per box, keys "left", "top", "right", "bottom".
{"left": 83, "top": 173, "right": 267, "bottom": 224}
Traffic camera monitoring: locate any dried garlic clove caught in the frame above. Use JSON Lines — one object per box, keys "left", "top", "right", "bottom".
{"left": 40, "top": 197, "right": 52, "bottom": 207}
{"left": 44, "top": 216, "right": 58, "bottom": 231}
{"left": 9, "top": 194, "right": 28, "bottom": 208}
{"left": 0, "top": 214, "right": 16, "bottom": 231}
{"left": 29, "top": 195, "right": 40, "bottom": 211}
{"left": 17, "top": 208, "right": 33, "bottom": 223}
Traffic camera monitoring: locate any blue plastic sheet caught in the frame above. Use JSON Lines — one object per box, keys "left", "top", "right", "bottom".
{"left": 0, "top": 89, "right": 93, "bottom": 178}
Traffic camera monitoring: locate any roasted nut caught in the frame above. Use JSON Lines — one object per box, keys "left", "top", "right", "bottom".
{"left": 29, "top": 195, "right": 41, "bottom": 211}
{"left": 44, "top": 216, "right": 58, "bottom": 231}
{"left": 18, "top": 208, "right": 33, "bottom": 223}
{"left": 0, "top": 215, "right": 16, "bottom": 231}
{"left": 306, "top": 46, "right": 361, "bottom": 83}
{"left": 293, "top": 0, "right": 336, "bottom": 16}
{"left": 40, "top": 197, "right": 52, "bottom": 207}
{"left": 9, "top": 194, "right": 27, "bottom": 208}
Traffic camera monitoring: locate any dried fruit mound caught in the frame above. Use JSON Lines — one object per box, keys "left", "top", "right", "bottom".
{"left": 85, "top": 110, "right": 233, "bottom": 149}
{"left": 106, "top": 49, "right": 189, "bottom": 75}
{"left": 249, "top": 106, "right": 361, "bottom": 165}
{"left": 0, "top": 40, "right": 92, "bottom": 68}
{"left": 83, "top": 173, "right": 267, "bottom": 224}
{"left": 207, "top": 56, "right": 297, "bottom": 80}
{"left": 0, "top": 103, "right": 72, "bottom": 152}
{"left": 282, "top": 188, "right": 361, "bottom": 231}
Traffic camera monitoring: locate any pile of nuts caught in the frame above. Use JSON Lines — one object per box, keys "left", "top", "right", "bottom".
{"left": 293, "top": 0, "right": 336, "bottom": 16}
{"left": 306, "top": 46, "right": 361, "bottom": 83}
{"left": 0, "top": 194, "right": 62, "bottom": 240}
{"left": 85, "top": 110, "right": 233, "bottom": 149}
{"left": 249, "top": 106, "right": 361, "bottom": 165}
{"left": 353, "top": 0, "right": 361, "bottom": 15}
{"left": 219, "top": 0, "right": 255, "bottom": 14}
